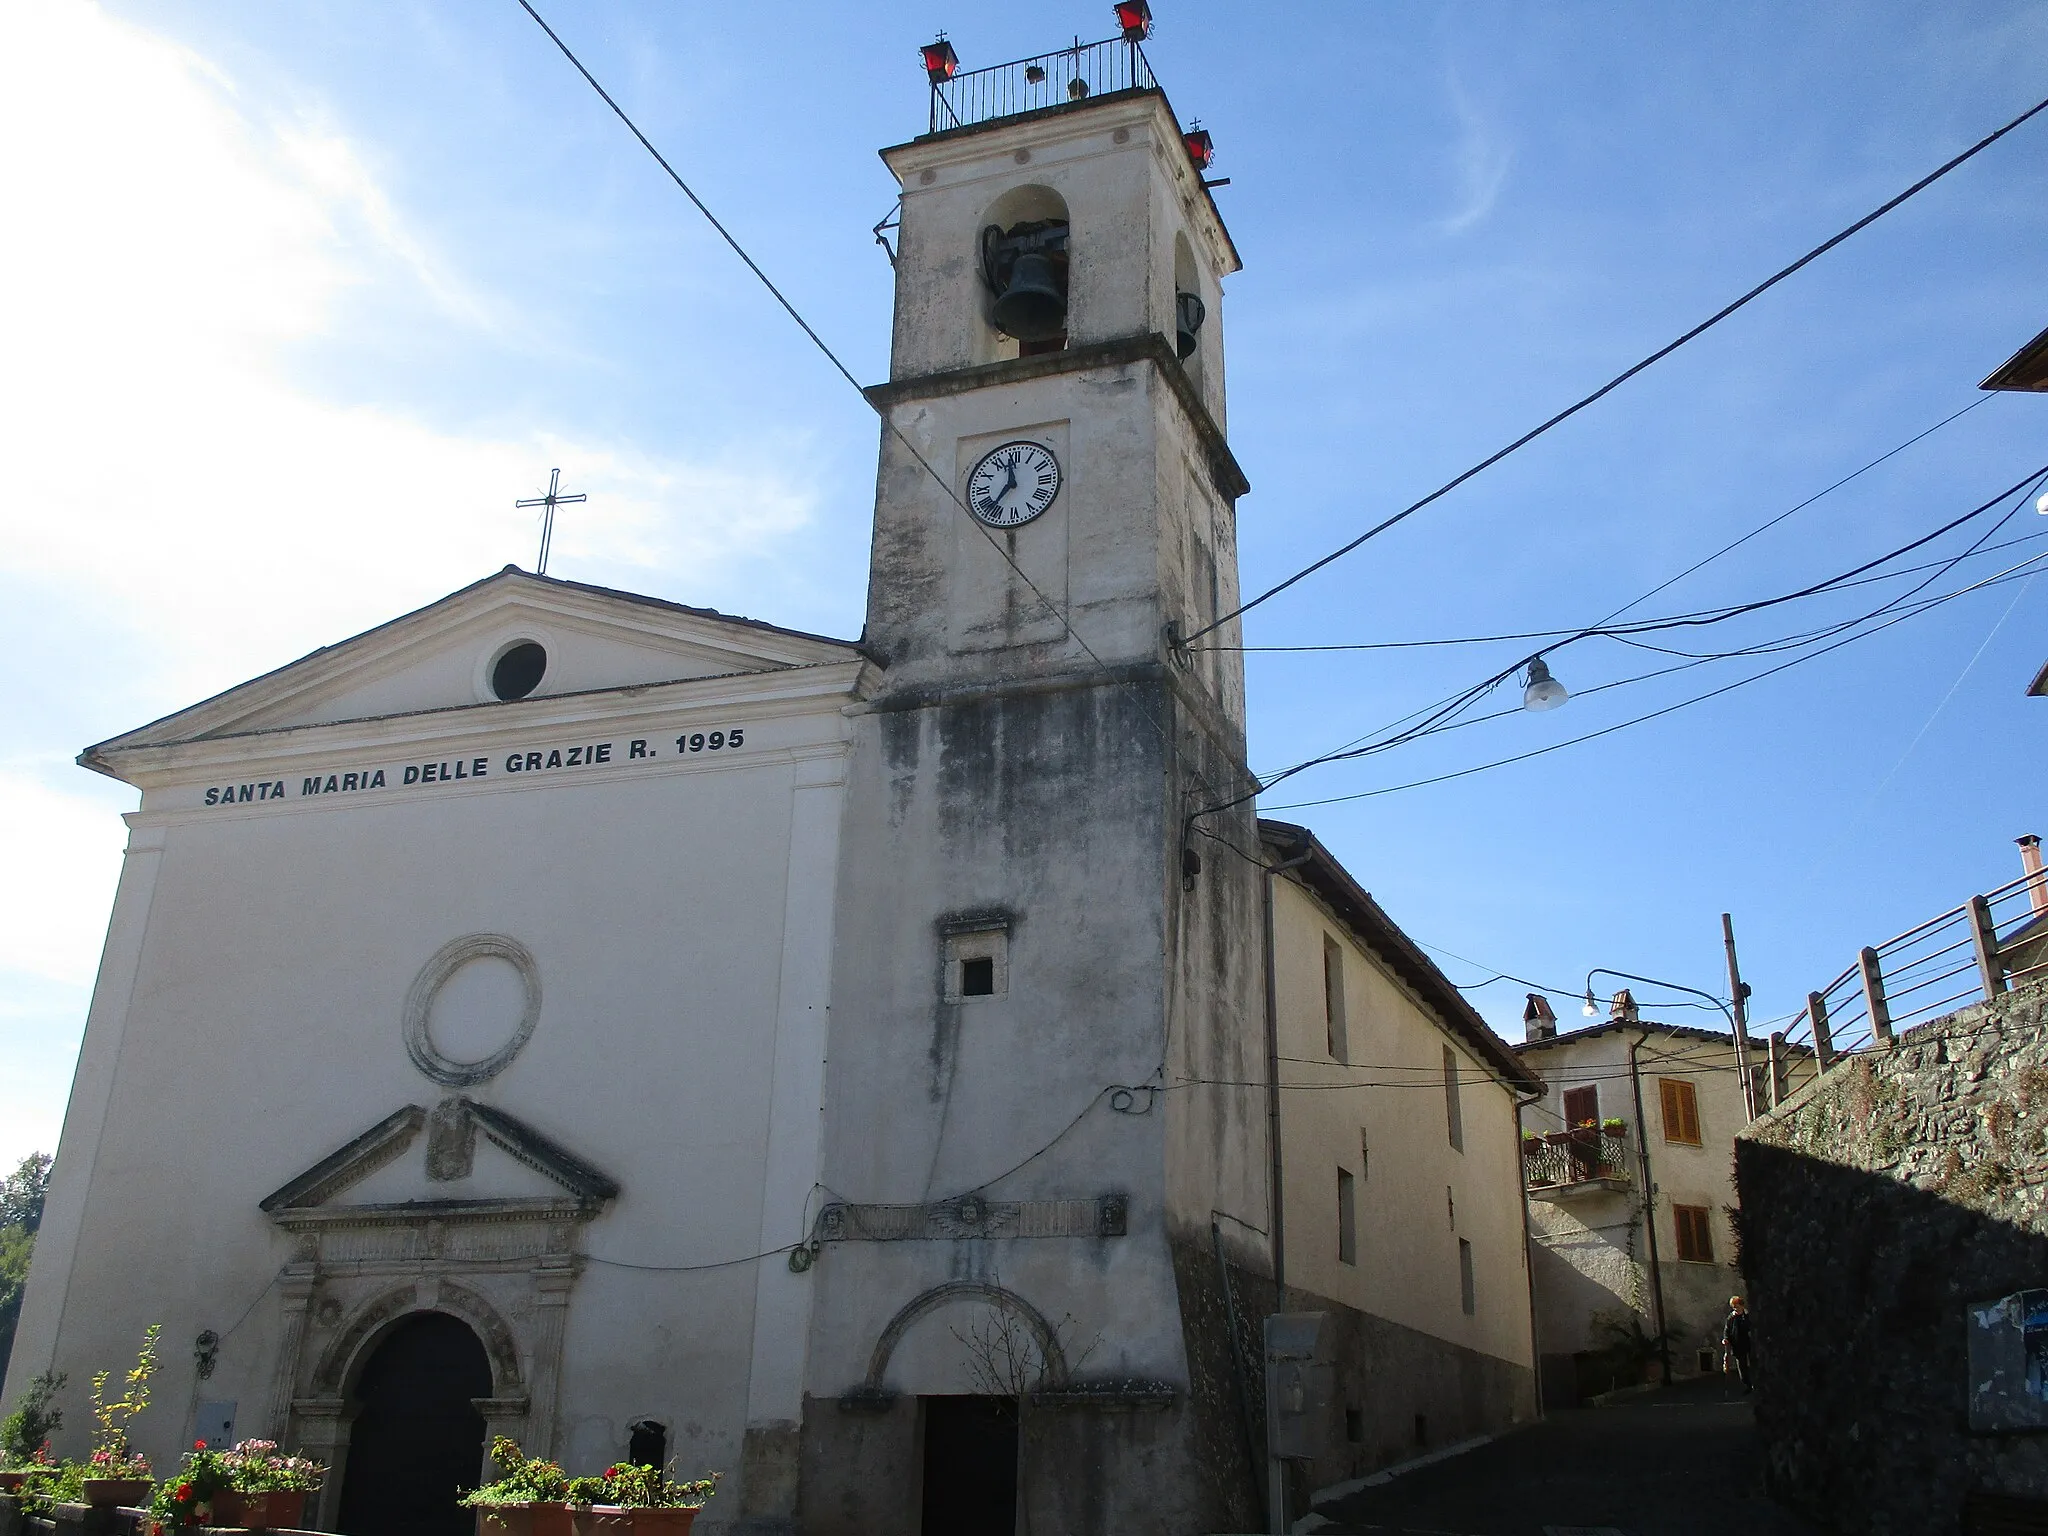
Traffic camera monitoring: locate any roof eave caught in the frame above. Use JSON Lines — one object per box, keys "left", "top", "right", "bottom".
{"left": 1259, "top": 819, "right": 1543, "bottom": 1093}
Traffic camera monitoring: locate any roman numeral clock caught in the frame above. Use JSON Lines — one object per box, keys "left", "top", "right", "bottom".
{"left": 966, "top": 439, "right": 1061, "bottom": 528}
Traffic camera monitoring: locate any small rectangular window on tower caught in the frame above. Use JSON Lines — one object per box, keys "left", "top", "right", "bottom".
{"left": 940, "top": 914, "right": 1011, "bottom": 1003}
{"left": 1323, "top": 935, "right": 1348, "bottom": 1062}
{"left": 1458, "top": 1238, "right": 1476, "bottom": 1315}
{"left": 1337, "top": 1167, "right": 1357, "bottom": 1266}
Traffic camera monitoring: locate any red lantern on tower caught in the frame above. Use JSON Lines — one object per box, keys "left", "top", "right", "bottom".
{"left": 1113, "top": 1, "right": 1153, "bottom": 42}
{"left": 1182, "top": 122, "right": 1214, "bottom": 171}
{"left": 921, "top": 36, "right": 959, "bottom": 84}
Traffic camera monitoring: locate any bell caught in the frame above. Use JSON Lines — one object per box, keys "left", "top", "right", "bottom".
{"left": 1175, "top": 290, "right": 1207, "bottom": 360}
{"left": 991, "top": 251, "right": 1067, "bottom": 342}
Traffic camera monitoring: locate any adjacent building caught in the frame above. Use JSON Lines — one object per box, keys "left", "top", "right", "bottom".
{"left": 1515, "top": 993, "right": 1814, "bottom": 1404}
{"left": 1261, "top": 823, "right": 1541, "bottom": 1482}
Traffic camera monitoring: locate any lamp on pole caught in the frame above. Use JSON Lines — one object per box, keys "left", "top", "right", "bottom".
{"left": 1580, "top": 966, "right": 1739, "bottom": 1390}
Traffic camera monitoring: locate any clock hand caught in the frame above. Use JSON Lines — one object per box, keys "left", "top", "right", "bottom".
{"left": 997, "top": 460, "right": 1019, "bottom": 504}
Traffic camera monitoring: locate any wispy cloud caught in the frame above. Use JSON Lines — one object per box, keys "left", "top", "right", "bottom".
{"left": 0, "top": 0, "right": 818, "bottom": 1163}
{"left": 1435, "top": 68, "right": 1513, "bottom": 236}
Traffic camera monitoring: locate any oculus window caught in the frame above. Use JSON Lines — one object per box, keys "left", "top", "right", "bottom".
{"left": 491, "top": 641, "right": 548, "bottom": 701}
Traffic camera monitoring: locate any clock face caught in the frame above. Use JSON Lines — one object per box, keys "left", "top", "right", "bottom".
{"left": 966, "top": 440, "right": 1062, "bottom": 528}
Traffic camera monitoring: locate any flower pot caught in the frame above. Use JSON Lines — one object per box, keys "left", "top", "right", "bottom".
{"left": 0, "top": 1471, "right": 31, "bottom": 1493}
{"left": 479, "top": 1502, "right": 575, "bottom": 1536}
{"left": 628, "top": 1508, "right": 700, "bottom": 1536}
{"left": 213, "top": 1488, "right": 310, "bottom": 1529}
{"left": 83, "top": 1476, "right": 153, "bottom": 1508}
{"left": 580, "top": 1507, "right": 699, "bottom": 1536}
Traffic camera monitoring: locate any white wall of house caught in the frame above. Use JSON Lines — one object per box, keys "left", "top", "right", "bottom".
{"left": 1518, "top": 1020, "right": 1816, "bottom": 1386}
{"left": 1272, "top": 878, "right": 1533, "bottom": 1368}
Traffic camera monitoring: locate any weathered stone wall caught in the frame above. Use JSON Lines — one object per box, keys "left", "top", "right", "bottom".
{"left": 1734, "top": 983, "right": 2048, "bottom": 1534}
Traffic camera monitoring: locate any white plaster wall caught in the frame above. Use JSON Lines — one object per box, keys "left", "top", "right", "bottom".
{"left": 8, "top": 662, "right": 860, "bottom": 1520}
{"left": 1271, "top": 879, "right": 1534, "bottom": 1369}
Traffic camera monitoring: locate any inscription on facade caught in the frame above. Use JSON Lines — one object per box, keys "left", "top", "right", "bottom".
{"left": 199, "top": 727, "right": 753, "bottom": 809}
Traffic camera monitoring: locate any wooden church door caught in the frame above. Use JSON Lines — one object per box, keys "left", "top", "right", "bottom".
{"left": 336, "top": 1312, "right": 493, "bottom": 1536}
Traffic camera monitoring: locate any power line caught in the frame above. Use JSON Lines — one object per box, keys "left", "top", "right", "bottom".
{"left": 1180, "top": 93, "right": 2048, "bottom": 645}
{"left": 1202, "top": 396, "right": 2006, "bottom": 655}
{"left": 1237, "top": 463, "right": 2048, "bottom": 803}
{"left": 1263, "top": 534, "right": 2047, "bottom": 810}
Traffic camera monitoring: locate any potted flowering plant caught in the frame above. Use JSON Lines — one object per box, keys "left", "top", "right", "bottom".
{"left": 1, "top": 1369, "right": 67, "bottom": 1489}
{"left": 0, "top": 1442, "right": 62, "bottom": 1496}
{"left": 153, "top": 1439, "right": 326, "bottom": 1531}
{"left": 460, "top": 1436, "right": 573, "bottom": 1536}
{"left": 82, "top": 1325, "right": 158, "bottom": 1508}
{"left": 579, "top": 1461, "right": 719, "bottom": 1536}
{"left": 147, "top": 1444, "right": 232, "bottom": 1531}
{"left": 213, "top": 1439, "right": 325, "bottom": 1530}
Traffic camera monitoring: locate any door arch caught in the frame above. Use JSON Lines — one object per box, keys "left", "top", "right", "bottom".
{"left": 337, "top": 1311, "right": 493, "bottom": 1536}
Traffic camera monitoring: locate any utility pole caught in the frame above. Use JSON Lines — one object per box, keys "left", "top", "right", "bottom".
{"left": 1627, "top": 1031, "right": 1672, "bottom": 1387}
{"left": 1722, "top": 913, "right": 1758, "bottom": 1121}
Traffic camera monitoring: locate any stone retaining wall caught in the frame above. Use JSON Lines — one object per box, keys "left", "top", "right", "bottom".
{"left": 1734, "top": 982, "right": 2048, "bottom": 1534}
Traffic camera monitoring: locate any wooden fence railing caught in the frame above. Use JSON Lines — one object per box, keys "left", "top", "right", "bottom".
{"left": 1776, "top": 867, "right": 2047, "bottom": 1077}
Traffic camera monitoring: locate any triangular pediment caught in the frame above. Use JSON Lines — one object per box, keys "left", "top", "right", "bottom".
{"left": 259, "top": 1097, "right": 619, "bottom": 1216}
{"left": 88, "top": 568, "right": 860, "bottom": 759}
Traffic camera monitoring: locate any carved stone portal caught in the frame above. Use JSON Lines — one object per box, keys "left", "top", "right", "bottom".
{"left": 257, "top": 1099, "right": 618, "bottom": 1528}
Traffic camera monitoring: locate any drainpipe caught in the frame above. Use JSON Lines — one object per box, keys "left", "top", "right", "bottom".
{"left": 1513, "top": 1086, "right": 1546, "bottom": 1417}
{"left": 1627, "top": 1031, "right": 1672, "bottom": 1387}
{"left": 1262, "top": 832, "right": 1315, "bottom": 1310}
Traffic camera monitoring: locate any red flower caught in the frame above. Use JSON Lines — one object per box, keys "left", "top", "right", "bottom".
{"left": 176, "top": 1484, "right": 193, "bottom": 1500}
{"left": 195, "top": 1441, "right": 207, "bottom": 1451}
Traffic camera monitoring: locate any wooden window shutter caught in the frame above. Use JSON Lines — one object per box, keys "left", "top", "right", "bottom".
{"left": 1673, "top": 1203, "right": 1714, "bottom": 1263}
{"left": 1659, "top": 1078, "right": 1701, "bottom": 1145}
{"left": 1563, "top": 1084, "right": 1598, "bottom": 1128}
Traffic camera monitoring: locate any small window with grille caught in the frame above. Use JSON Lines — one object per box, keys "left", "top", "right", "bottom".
{"left": 941, "top": 915, "right": 1010, "bottom": 1003}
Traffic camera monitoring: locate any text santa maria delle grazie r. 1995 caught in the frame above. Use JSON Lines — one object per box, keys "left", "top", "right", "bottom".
{"left": 200, "top": 727, "right": 748, "bottom": 807}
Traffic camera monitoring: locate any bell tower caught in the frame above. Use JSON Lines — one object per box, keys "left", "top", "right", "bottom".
{"left": 800, "top": 29, "right": 1269, "bottom": 1536}
{"left": 858, "top": 50, "right": 1247, "bottom": 702}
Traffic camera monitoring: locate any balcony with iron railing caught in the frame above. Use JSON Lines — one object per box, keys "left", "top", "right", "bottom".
{"left": 1769, "top": 863, "right": 2048, "bottom": 1100}
{"left": 1523, "top": 1125, "right": 1631, "bottom": 1197}
{"left": 926, "top": 35, "right": 1159, "bottom": 136}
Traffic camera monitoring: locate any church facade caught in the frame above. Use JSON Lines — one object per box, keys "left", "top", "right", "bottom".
{"left": 7, "top": 53, "right": 1536, "bottom": 1536}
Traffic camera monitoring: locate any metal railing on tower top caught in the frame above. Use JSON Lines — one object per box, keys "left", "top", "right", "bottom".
{"left": 929, "top": 37, "right": 1159, "bottom": 135}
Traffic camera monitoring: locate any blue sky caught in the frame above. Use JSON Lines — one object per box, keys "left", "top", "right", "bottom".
{"left": 3, "top": 1, "right": 2045, "bottom": 1164}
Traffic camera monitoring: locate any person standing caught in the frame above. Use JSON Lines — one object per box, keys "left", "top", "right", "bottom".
{"left": 1722, "top": 1295, "right": 1754, "bottom": 1393}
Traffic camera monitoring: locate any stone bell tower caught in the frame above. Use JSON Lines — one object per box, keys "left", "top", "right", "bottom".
{"left": 794, "top": 31, "right": 1270, "bottom": 1536}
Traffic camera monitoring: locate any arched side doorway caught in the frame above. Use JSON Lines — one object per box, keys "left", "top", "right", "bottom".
{"left": 336, "top": 1312, "right": 493, "bottom": 1536}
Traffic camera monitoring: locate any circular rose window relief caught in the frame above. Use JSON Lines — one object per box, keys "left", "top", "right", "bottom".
{"left": 403, "top": 934, "right": 542, "bottom": 1087}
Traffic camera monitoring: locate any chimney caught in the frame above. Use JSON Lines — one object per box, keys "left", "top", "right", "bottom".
{"left": 1523, "top": 994, "right": 1557, "bottom": 1042}
{"left": 2020, "top": 834, "right": 2048, "bottom": 918}
{"left": 1608, "top": 988, "right": 1640, "bottom": 1025}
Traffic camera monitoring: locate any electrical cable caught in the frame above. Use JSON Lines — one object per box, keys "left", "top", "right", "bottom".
{"left": 1180, "top": 92, "right": 2048, "bottom": 645}
{"left": 1262, "top": 547, "right": 2046, "bottom": 811}
{"left": 1214, "top": 510, "right": 2045, "bottom": 658}
{"left": 1240, "top": 465, "right": 2048, "bottom": 806}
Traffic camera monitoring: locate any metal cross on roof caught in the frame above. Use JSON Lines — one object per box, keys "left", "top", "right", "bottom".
{"left": 516, "top": 468, "right": 587, "bottom": 577}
